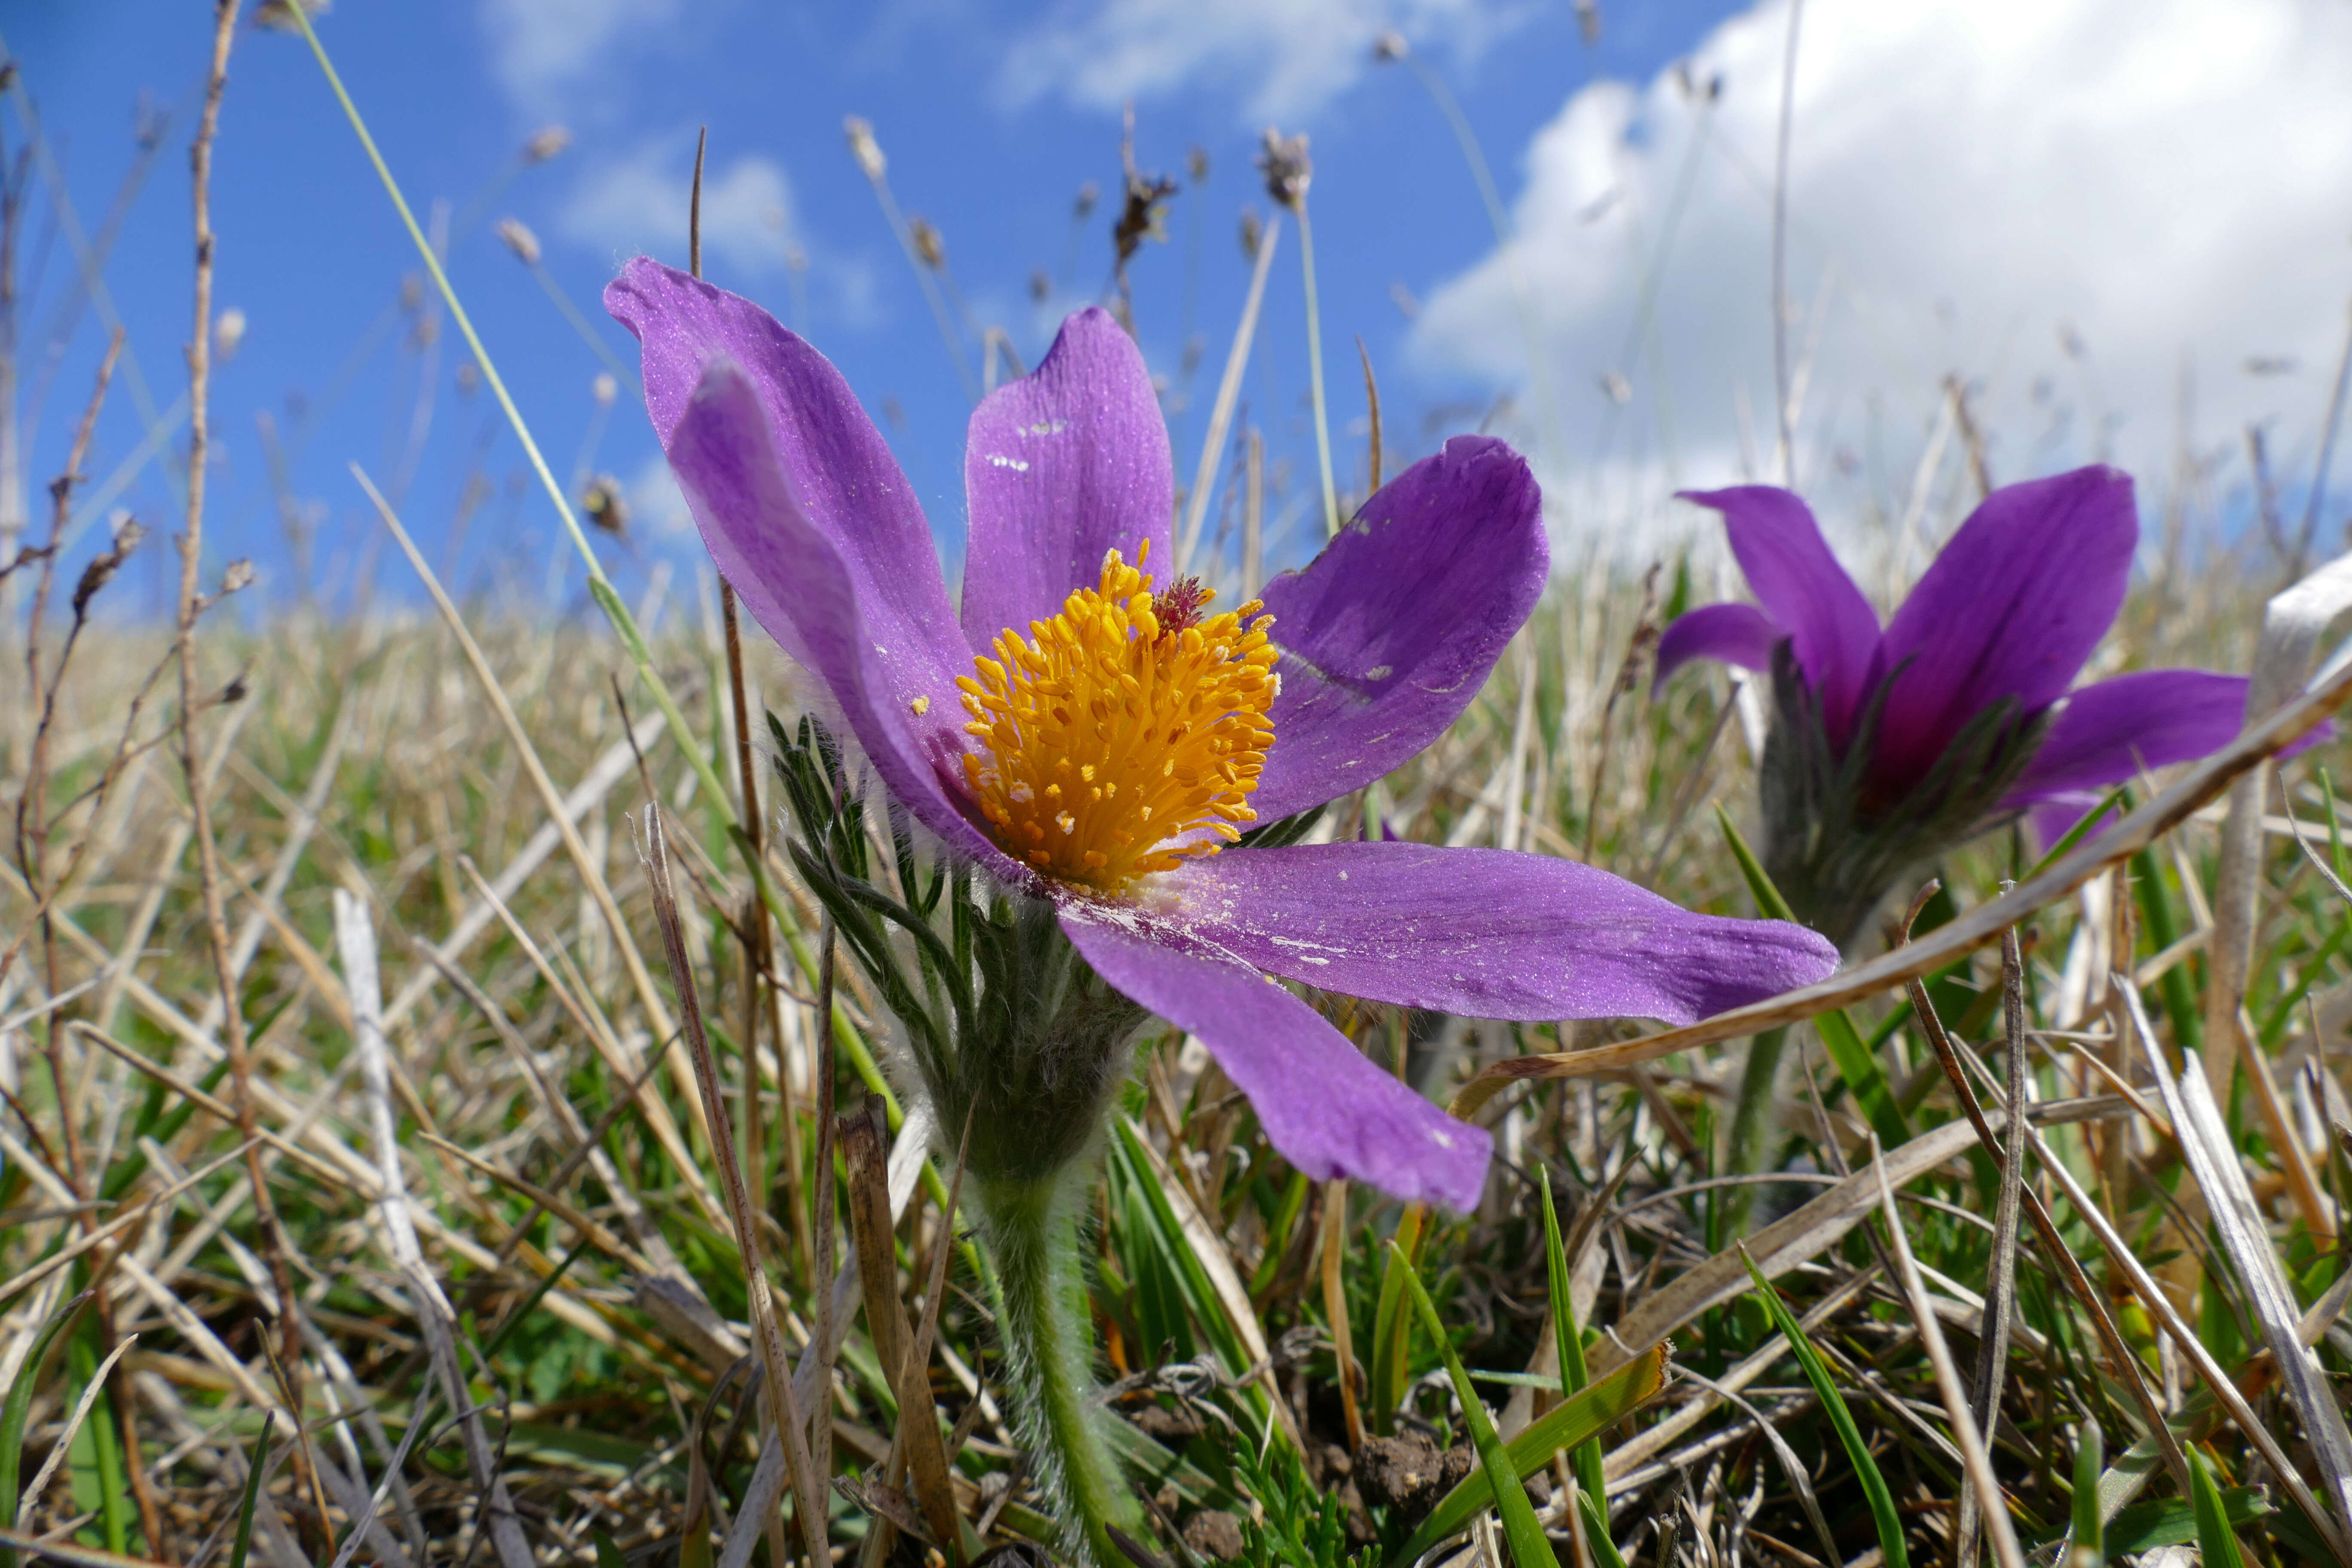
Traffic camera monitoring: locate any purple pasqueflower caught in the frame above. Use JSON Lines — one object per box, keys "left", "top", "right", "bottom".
{"left": 1656, "top": 467, "right": 2261, "bottom": 934}
{"left": 606, "top": 257, "right": 1837, "bottom": 1214}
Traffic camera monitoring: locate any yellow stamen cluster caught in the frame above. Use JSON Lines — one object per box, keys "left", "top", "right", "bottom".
{"left": 957, "top": 542, "right": 1277, "bottom": 891}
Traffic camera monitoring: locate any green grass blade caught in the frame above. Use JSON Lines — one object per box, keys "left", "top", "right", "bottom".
{"left": 1715, "top": 809, "right": 1908, "bottom": 1148}
{"left": 0, "top": 1291, "right": 92, "bottom": 1568}
{"left": 1389, "top": 1241, "right": 1559, "bottom": 1568}
{"left": 1390, "top": 1341, "right": 1666, "bottom": 1567}
{"left": 2188, "top": 1450, "right": 2248, "bottom": 1568}
{"left": 227, "top": 1414, "right": 276, "bottom": 1568}
{"left": 1368, "top": 1204, "right": 1424, "bottom": 1434}
{"left": 2069, "top": 1420, "right": 2104, "bottom": 1568}
{"left": 1738, "top": 1244, "right": 1908, "bottom": 1568}
{"left": 2101, "top": 1488, "right": 2272, "bottom": 1555}
{"left": 1540, "top": 1176, "right": 1623, "bottom": 1568}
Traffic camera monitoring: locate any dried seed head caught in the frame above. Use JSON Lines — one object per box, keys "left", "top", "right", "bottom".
{"left": 1256, "top": 127, "right": 1311, "bottom": 211}
{"left": 1599, "top": 370, "right": 1632, "bottom": 405}
{"left": 908, "top": 215, "right": 947, "bottom": 270}
{"left": 496, "top": 217, "right": 542, "bottom": 266}
{"left": 70, "top": 515, "right": 146, "bottom": 618}
{"left": 1187, "top": 145, "right": 1210, "bottom": 183}
{"left": 254, "top": 0, "right": 329, "bottom": 31}
{"left": 456, "top": 361, "right": 481, "bottom": 395}
{"left": 1239, "top": 207, "right": 1264, "bottom": 260}
{"left": 1114, "top": 171, "right": 1178, "bottom": 265}
{"left": 1029, "top": 269, "right": 1051, "bottom": 303}
{"left": 221, "top": 559, "right": 257, "bottom": 595}
{"left": 398, "top": 273, "right": 424, "bottom": 312}
{"left": 582, "top": 475, "right": 628, "bottom": 536}
{"left": 1574, "top": 0, "right": 1601, "bottom": 44}
{"left": 593, "top": 372, "right": 618, "bottom": 407}
{"left": 1074, "top": 181, "right": 1101, "bottom": 220}
{"left": 1373, "top": 30, "right": 1409, "bottom": 61}
{"left": 844, "top": 116, "right": 887, "bottom": 181}
{"left": 523, "top": 125, "right": 572, "bottom": 163}
{"left": 213, "top": 306, "right": 247, "bottom": 362}
{"left": 784, "top": 244, "right": 809, "bottom": 275}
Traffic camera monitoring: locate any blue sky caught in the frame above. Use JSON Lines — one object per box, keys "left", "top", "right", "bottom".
{"left": 0, "top": 0, "right": 1744, "bottom": 616}
{"left": 7, "top": 0, "right": 2352, "bottom": 620}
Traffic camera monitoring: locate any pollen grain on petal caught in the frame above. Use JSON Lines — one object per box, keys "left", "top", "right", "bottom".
{"left": 958, "top": 546, "right": 1277, "bottom": 891}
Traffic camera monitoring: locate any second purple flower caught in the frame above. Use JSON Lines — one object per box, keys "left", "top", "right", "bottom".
{"left": 1657, "top": 468, "right": 2261, "bottom": 941}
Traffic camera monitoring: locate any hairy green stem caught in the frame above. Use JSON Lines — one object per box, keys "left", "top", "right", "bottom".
{"left": 975, "top": 1166, "right": 1138, "bottom": 1568}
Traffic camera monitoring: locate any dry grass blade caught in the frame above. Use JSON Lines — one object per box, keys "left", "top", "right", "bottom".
{"left": 2124, "top": 986, "right": 2352, "bottom": 1552}
{"left": 2020, "top": 1007, "right": 2351, "bottom": 1564}
{"left": 1589, "top": 1098, "right": 2121, "bottom": 1379}
{"left": 333, "top": 890, "right": 534, "bottom": 1568}
{"left": 1177, "top": 211, "right": 1281, "bottom": 572}
{"left": 352, "top": 462, "right": 707, "bottom": 1144}
{"left": 1868, "top": 1145, "right": 2026, "bottom": 1568}
{"left": 640, "top": 803, "right": 829, "bottom": 1566}
{"left": 16, "top": 1333, "right": 135, "bottom": 1512}
{"left": 1904, "top": 977, "right": 2189, "bottom": 1490}
{"left": 2206, "top": 550, "right": 2352, "bottom": 1100}
{"left": 1957, "top": 925, "right": 2029, "bottom": 1568}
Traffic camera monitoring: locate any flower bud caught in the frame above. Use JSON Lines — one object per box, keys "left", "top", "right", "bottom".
{"left": 213, "top": 306, "right": 247, "bottom": 362}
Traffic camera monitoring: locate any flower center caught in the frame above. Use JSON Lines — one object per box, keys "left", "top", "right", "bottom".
{"left": 956, "top": 541, "right": 1277, "bottom": 891}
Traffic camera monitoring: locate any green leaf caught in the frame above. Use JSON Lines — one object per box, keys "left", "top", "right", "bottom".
{"left": 1738, "top": 1245, "right": 1908, "bottom": 1568}
{"left": 2102, "top": 1488, "right": 2271, "bottom": 1555}
{"left": 1716, "top": 810, "right": 1908, "bottom": 1148}
{"left": 1390, "top": 1343, "right": 1667, "bottom": 1568}
{"left": 1387, "top": 1241, "right": 1558, "bottom": 1568}
{"left": 2068, "top": 1421, "right": 2103, "bottom": 1568}
{"left": 0, "top": 1292, "right": 92, "bottom": 1568}
{"left": 593, "top": 1528, "right": 628, "bottom": 1568}
{"left": 227, "top": 1414, "right": 277, "bottom": 1568}
{"left": 1368, "top": 1204, "right": 1424, "bottom": 1435}
{"left": 1539, "top": 1175, "right": 1623, "bottom": 1568}
{"left": 2188, "top": 1450, "right": 2247, "bottom": 1568}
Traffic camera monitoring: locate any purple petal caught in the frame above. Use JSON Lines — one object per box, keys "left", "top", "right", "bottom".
{"left": 2005, "top": 669, "right": 2251, "bottom": 801}
{"left": 1679, "top": 487, "right": 1880, "bottom": 743}
{"left": 666, "top": 361, "right": 1034, "bottom": 884}
{"left": 607, "top": 260, "right": 952, "bottom": 645}
{"left": 1252, "top": 436, "right": 1546, "bottom": 823}
{"left": 1654, "top": 602, "right": 1783, "bottom": 694}
{"left": 607, "top": 259, "right": 1034, "bottom": 879}
{"left": 1161, "top": 842, "right": 1840, "bottom": 1024}
{"left": 1057, "top": 898, "right": 1490, "bottom": 1212}
{"left": 960, "top": 308, "right": 1174, "bottom": 652}
{"left": 1869, "top": 466, "right": 2136, "bottom": 792}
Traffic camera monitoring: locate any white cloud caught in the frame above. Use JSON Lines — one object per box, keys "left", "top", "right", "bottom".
{"left": 559, "top": 140, "right": 803, "bottom": 280}
{"left": 998, "top": 0, "right": 1529, "bottom": 121}
{"left": 481, "top": 0, "right": 683, "bottom": 116}
{"left": 1411, "top": 0, "right": 2352, "bottom": 552}
{"left": 628, "top": 453, "right": 695, "bottom": 539}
